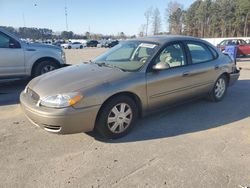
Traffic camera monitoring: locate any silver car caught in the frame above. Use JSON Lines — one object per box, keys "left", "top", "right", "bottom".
{"left": 20, "top": 36, "right": 240, "bottom": 139}
{"left": 0, "top": 28, "right": 66, "bottom": 80}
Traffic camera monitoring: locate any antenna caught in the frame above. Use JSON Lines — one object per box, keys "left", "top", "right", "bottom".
{"left": 65, "top": 0, "right": 68, "bottom": 31}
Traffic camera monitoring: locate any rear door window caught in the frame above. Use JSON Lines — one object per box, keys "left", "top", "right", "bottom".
{"left": 186, "top": 42, "right": 214, "bottom": 64}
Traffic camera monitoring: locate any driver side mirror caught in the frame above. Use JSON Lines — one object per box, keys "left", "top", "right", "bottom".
{"left": 152, "top": 62, "right": 170, "bottom": 71}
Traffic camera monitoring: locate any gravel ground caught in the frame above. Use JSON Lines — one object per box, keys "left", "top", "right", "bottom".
{"left": 0, "top": 48, "right": 249, "bottom": 188}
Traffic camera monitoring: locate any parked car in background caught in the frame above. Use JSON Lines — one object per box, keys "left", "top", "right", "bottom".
{"left": 245, "top": 39, "right": 250, "bottom": 44}
{"left": 0, "top": 28, "right": 66, "bottom": 80}
{"left": 20, "top": 36, "right": 239, "bottom": 139}
{"left": 52, "top": 40, "right": 65, "bottom": 47}
{"left": 105, "top": 40, "right": 119, "bottom": 48}
{"left": 217, "top": 39, "right": 250, "bottom": 56}
{"left": 42, "top": 40, "right": 52, "bottom": 45}
{"left": 61, "top": 42, "right": 84, "bottom": 49}
{"left": 86, "top": 40, "right": 99, "bottom": 47}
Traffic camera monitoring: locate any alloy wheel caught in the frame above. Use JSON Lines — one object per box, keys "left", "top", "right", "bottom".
{"left": 41, "top": 65, "right": 56, "bottom": 74}
{"left": 107, "top": 103, "right": 133, "bottom": 134}
{"left": 215, "top": 78, "right": 226, "bottom": 99}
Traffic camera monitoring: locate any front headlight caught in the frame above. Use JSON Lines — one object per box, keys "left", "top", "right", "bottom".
{"left": 40, "top": 92, "right": 83, "bottom": 108}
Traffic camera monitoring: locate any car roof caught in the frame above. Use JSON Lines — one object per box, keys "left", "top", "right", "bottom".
{"left": 129, "top": 35, "right": 204, "bottom": 45}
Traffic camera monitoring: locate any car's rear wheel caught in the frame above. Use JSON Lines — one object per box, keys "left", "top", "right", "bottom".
{"left": 80, "top": 45, "right": 83, "bottom": 49}
{"left": 209, "top": 75, "right": 228, "bottom": 102}
{"left": 33, "top": 61, "right": 59, "bottom": 77}
{"left": 95, "top": 96, "right": 138, "bottom": 139}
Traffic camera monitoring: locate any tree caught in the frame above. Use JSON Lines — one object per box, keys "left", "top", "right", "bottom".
{"left": 119, "top": 32, "right": 126, "bottom": 39}
{"left": 61, "top": 31, "right": 74, "bottom": 39}
{"left": 166, "top": 1, "right": 183, "bottom": 34}
{"left": 151, "top": 8, "right": 162, "bottom": 35}
{"left": 181, "top": 0, "right": 250, "bottom": 38}
{"left": 85, "top": 32, "right": 90, "bottom": 39}
{"left": 144, "top": 7, "right": 153, "bottom": 36}
{"left": 169, "top": 7, "right": 184, "bottom": 34}
{"left": 235, "top": 0, "right": 250, "bottom": 37}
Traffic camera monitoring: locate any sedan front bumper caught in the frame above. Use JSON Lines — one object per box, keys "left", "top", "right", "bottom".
{"left": 20, "top": 91, "right": 101, "bottom": 134}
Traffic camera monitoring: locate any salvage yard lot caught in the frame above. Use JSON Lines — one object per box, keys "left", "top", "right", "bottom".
{"left": 0, "top": 48, "right": 250, "bottom": 188}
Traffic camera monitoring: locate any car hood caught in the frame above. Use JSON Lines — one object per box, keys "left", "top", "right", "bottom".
{"left": 28, "top": 63, "right": 128, "bottom": 98}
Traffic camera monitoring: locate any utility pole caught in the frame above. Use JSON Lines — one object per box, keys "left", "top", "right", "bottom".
{"left": 22, "top": 13, "right": 26, "bottom": 27}
{"left": 65, "top": 0, "right": 68, "bottom": 31}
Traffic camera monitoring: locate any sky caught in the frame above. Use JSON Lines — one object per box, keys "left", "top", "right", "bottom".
{"left": 0, "top": 0, "right": 195, "bottom": 35}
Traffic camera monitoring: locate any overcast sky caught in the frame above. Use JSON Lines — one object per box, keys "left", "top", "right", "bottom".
{"left": 0, "top": 0, "right": 195, "bottom": 35}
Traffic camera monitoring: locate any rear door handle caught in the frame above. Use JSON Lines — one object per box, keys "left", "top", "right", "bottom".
{"left": 182, "top": 71, "right": 190, "bottom": 76}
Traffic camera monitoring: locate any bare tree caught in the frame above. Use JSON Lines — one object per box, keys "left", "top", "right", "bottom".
{"left": 144, "top": 7, "right": 153, "bottom": 36}
{"left": 151, "top": 8, "right": 162, "bottom": 35}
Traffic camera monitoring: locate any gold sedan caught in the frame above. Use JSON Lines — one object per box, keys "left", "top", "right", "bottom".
{"left": 20, "top": 36, "right": 240, "bottom": 139}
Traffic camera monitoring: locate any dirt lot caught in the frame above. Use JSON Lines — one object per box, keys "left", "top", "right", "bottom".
{"left": 0, "top": 48, "right": 250, "bottom": 188}
{"left": 64, "top": 48, "right": 108, "bottom": 65}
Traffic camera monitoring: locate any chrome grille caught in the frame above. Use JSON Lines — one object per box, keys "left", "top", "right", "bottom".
{"left": 26, "top": 88, "right": 40, "bottom": 102}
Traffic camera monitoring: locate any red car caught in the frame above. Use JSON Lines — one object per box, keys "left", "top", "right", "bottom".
{"left": 217, "top": 39, "right": 250, "bottom": 56}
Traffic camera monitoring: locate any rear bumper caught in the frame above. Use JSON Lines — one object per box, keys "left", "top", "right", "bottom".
{"left": 229, "top": 70, "right": 240, "bottom": 86}
{"left": 20, "top": 91, "right": 100, "bottom": 134}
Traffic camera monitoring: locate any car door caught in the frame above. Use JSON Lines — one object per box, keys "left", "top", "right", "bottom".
{"left": 183, "top": 41, "right": 221, "bottom": 96}
{"left": 146, "top": 41, "right": 220, "bottom": 111}
{"left": 238, "top": 39, "right": 250, "bottom": 55}
{"left": 146, "top": 42, "right": 196, "bottom": 110}
{"left": 0, "top": 31, "right": 25, "bottom": 78}
{"left": 73, "top": 42, "right": 78, "bottom": 48}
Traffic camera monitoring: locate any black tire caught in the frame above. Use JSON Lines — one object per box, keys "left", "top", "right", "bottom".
{"left": 33, "top": 61, "right": 59, "bottom": 77}
{"left": 68, "top": 46, "right": 71, "bottom": 49}
{"left": 208, "top": 74, "right": 228, "bottom": 102}
{"left": 95, "top": 96, "right": 138, "bottom": 139}
{"left": 80, "top": 45, "right": 83, "bottom": 49}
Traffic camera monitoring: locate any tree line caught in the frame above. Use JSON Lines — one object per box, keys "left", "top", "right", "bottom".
{"left": 140, "top": 0, "right": 250, "bottom": 38}
{"left": 0, "top": 26, "right": 133, "bottom": 40}
{"left": 0, "top": 26, "right": 92, "bottom": 40}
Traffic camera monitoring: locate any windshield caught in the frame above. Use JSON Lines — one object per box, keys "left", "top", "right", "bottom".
{"left": 92, "top": 41, "right": 158, "bottom": 71}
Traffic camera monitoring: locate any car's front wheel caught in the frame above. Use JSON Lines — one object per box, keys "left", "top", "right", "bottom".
{"left": 95, "top": 96, "right": 138, "bottom": 139}
{"left": 209, "top": 75, "right": 228, "bottom": 102}
{"left": 33, "top": 61, "right": 59, "bottom": 77}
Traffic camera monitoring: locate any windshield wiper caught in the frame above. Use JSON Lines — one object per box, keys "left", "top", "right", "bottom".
{"left": 97, "top": 62, "right": 126, "bottom": 72}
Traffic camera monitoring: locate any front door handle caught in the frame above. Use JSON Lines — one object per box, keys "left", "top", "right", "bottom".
{"left": 182, "top": 71, "right": 190, "bottom": 76}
